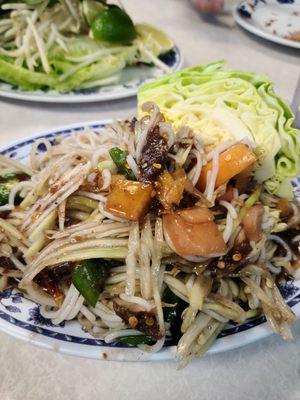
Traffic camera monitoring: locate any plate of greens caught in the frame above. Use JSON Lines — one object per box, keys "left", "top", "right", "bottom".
{"left": 0, "top": 0, "right": 182, "bottom": 103}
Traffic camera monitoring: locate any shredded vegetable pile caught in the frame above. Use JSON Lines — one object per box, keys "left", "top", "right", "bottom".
{"left": 0, "top": 102, "right": 299, "bottom": 366}
{"left": 138, "top": 62, "right": 300, "bottom": 199}
{"left": 0, "top": 0, "right": 173, "bottom": 92}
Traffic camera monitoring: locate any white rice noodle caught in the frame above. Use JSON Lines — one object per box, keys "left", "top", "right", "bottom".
{"left": 104, "top": 329, "right": 143, "bottom": 344}
{"left": 24, "top": 281, "right": 56, "bottom": 307}
{"left": 106, "top": 272, "right": 128, "bottom": 284}
{"left": 222, "top": 212, "right": 233, "bottom": 243}
{"left": 76, "top": 191, "right": 107, "bottom": 202}
{"left": 126, "top": 154, "right": 139, "bottom": 178}
{"left": 176, "top": 313, "right": 212, "bottom": 359}
{"left": 138, "top": 337, "right": 166, "bottom": 353}
{"left": 8, "top": 181, "right": 33, "bottom": 207}
{"left": 228, "top": 226, "right": 242, "bottom": 249}
{"left": 233, "top": 188, "right": 239, "bottom": 199}
{"left": 189, "top": 149, "right": 202, "bottom": 186}
{"left": 203, "top": 309, "right": 228, "bottom": 323}
{"left": 119, "top": 293, "right": 153, "bottom": 312}
{"left": 0, "top": 205, "right": 14, "bottom": 212}
{"left": 30, "top": 138, "right": 52, "bottom": 170}
{"left": 67, "top": 295, "right": 85, "bottom": 320}
{"left": 100, "top": 169, "right": 111, "bottom": 190}
{"left": 58, "top": 200, "right": 66, "bottom": 231}
{"left": 80, "top": 305, "right": 96, "bottom": 323}
{"left": 151, "top": 218, "right": 165, "bottom": 334}
{"left": 164, "top": 274, "right": 188, "bottom": 298}
{"left": 158, "top": 122, "right": 175, "bottom": 148}
{"left": 125, "top": 222, "right": 139, "bottom": 296}
{"left": 99, "top": 202, "right": 127, "bottom": 222}
{"left": 92, "top": 304, "right": 123, "bottom": 325}
{"left": 139, "top": 216, "right": 153, "bottom": 300}
{"left": 185, "top": 274, "right": 196, "bottom": 295}
{"left": 0, "top": 154, "right": 32, "bottom": 176}
{"left": 9, "top": 254, "right": 26, "bottom": 272}
{"left": 219, "top": 200, "right": 238, "bottom": 219}
{"left": 269, "top": 234, "right": 292, "bottom": 262}
{"left": 204, "top": 151, "right": 219, "bottom": 202}
{"left": 41, "top": 284, "right": 80, "bottom": 325}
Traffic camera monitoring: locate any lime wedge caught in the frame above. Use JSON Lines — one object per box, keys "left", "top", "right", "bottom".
{"left": 135, "top": 23, "right": 174, "bottom": 56}
{"left": 91, "top": 5, "right": 136, "bottom": 44}
{"left": 82, "top": 0, "right": 106, "bottom": 26}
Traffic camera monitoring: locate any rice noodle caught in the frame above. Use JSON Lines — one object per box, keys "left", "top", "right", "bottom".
{"left": 119, "top": 293, "right": 153, "bottom": 312}
{"left": 204, "top": 151, "right": 219, "bottom": 202}
{"left": 125, "top": 222, "right": 139, "bottom": 296}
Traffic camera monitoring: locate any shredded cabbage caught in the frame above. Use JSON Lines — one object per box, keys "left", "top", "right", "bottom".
{"left": 138, "top": 61, "right": 300, "bottom": 198}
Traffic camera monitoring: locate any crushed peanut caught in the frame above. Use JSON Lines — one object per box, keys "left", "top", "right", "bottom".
{"left": 265, "top": 278, "right": 274, "bottom": 289}
{"left": 232, "top": 253, "right": 242, "bottom": 262}
{"left": 128, "top": 316, "right": 138, "bottom": 328}
{"left": 145, "top": 316, "right": 154, "bottom": 326}
{"left": 217, "top": 261, "right": 225, "bottom": 269}
{"left": 153, "top": 163, "right": 162, "bottom": 169}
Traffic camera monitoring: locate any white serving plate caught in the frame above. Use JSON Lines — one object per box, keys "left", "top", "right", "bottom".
{"left": 0, "top": 121, "right": 300, "bottom": 361}
{"left": 233, "top": 0, "right": 300, "bottom": 49}
{"left": 0, "top": 47, "right": 182, "bottom": 104}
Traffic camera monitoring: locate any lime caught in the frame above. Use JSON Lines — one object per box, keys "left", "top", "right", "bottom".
{"left": 135, "top": 23, "right": 174, "bottom": 56}
{"left": 91, "top": 6, "right": 136, "bottom": 44}
{"left": 82, "top": 0, "right": 106, "bottom": 26}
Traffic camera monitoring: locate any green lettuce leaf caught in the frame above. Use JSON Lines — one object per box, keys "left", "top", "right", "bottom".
{"left": 0, "top": 56, "right": 56, "bottom": 90}
{"left": 137, "top": 61, "right": 300, "bottom": 198}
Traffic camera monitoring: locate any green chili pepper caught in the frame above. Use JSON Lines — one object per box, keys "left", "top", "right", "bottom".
{"left": 115, "top": 335, "right": 154, "bottom": 346}
{"left": 109, "top": 147, "right": 136, "bottom": 180}
{"left": 72, "top": 259, "right": 109, "bottom": 307}
{"left": 163, "top": 287, "right": 187, "bottom": 342}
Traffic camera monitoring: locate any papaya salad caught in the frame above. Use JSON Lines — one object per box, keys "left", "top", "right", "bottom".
{"left": 0, "top": 64, "right": 300, "bottom": 366}
{"left": 0, "top": 0, "right": 174, "bottom": 92}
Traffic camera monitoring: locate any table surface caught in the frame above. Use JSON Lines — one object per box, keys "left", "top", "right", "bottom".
{"left": 0, "top": 1, "right": 300, "bottom": 399}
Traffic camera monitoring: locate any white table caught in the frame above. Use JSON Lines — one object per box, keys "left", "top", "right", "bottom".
{"left": 0, "top": 1, "right": 300, "bottom": 399}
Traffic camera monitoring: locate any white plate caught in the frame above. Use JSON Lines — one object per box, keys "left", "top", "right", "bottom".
{"left": 0, "top": 47, "right": 182, "bottom": 104}
{"left": 233, "top": 0, "right": 300, "bottom": 49}
{"left": 1, "top": 121, "right": 300, "bottom": 361}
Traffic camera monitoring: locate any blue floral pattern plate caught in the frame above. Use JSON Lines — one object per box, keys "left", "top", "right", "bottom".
{"left": 233, "top": 0, "right": 300, "bottom": 49}
{"left": 0, "top": 121, "right": 300, "bottom": 361}
{"left": 0, "top": 47, "right": 182, "bottom": 104}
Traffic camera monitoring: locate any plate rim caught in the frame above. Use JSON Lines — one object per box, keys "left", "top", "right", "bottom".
{"left": 1, "top": 120, "right": 300, "bottom": 362}
{"left": 233, "top": 1, "right": 300, "bottom": 50}
{"left": 0, "top": 46, "right": 183, "bottom": 104}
